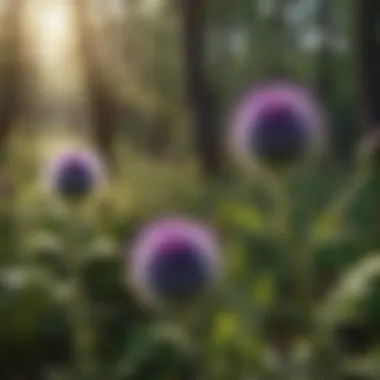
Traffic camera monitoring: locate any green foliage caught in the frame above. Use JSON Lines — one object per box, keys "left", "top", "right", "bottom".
{"left": 1, "top": 141, "right": 378, "bottom": 379}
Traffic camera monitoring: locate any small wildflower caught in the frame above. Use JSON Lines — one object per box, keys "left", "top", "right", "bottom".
{"left": 43, "top": 147, "right": 106, "bottom": 201}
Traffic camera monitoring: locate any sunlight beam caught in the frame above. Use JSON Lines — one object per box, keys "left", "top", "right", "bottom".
{"left": 41, "top": 4, "right": 70, "bottom": 37}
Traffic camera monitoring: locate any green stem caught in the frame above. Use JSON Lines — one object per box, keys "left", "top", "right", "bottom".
{"left": 65, "top": 205, "right": 96, "bottom": 379}
{"left": 267, "top": 172, "right": 326, "bottom": 378}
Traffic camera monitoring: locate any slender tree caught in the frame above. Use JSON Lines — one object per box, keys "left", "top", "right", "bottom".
{"left": 356, "top": 0, "right": 380, "bottom": 363}
{"left": 357, "top": 0, "right": 380, "bottom": 130}
{"left": 315, "top": 0, "right": 335, "bottom": 101}
{"left": 267, "top": 0, "right": 287, "bottom": 76}
{"left": 0, "top": 0, "right": 24, "bottom": 156}
{"left": 180, "top": 0, "right": 221, "bottom": 178}
{"left": 72, "top": 0, "right": 119, "bottom": 170}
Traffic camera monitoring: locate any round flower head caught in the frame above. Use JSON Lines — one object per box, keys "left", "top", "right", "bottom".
{"left": 228, "top": 82, "right": 326, "bottom": 170}
{"left": 128, "top": 217, "right": 222, "bottom": 309}
{"left": 43, "top": 147, "right": 106, "bottom": 200}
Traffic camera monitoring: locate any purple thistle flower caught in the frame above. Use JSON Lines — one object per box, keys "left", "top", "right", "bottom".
{"left": 43, "top": 148, "right": 106, "bottom": 200}
{"left": 228, "top": 82, "right": 326, "bottom": 169}
{"left": 128, "top": 217, "right": 222, "bottom": 308}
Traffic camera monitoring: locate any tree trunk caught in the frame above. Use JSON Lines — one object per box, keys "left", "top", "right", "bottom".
{"left": 72, "top": 0, "right": 119, "bottom": 171}
{"left": 0, "top": 0, "right": 24, "bottom": 157}
{"left": 357, "top": 0, "right": 380, "bottom": 129}
{"left": 267, "top": 0, "right": 287, "bottom": 77}
{"left": 357, "top": 2, "right": 380, "bottom": 362}
{"left": 315, "top": 0, "right": 334, "bottom": 101}
{"left": 180, "top": 0, "right": 221, "bottom": 178}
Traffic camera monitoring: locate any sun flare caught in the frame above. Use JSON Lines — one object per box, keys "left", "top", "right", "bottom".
{"left": 24, "top": 0, "right": 76, "bottom": 67}
{"left": 41, "top": 4, "right": 70, "bottom": 38}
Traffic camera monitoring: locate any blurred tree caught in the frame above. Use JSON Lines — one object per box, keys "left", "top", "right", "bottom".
{"left": 357, "top": 0, "right": 380, "bottom": 241}
{"left": 73, "top": 0, "right": 120, "bottom": 171}
{"left": 180, "top": 0, "right": 222, "bottom": 178}
{"left": 0, "top": 0, "right": 24, "bottom": 159}
{"left": 265, "top": 0, "right": 288, "bottom": 76}
{"left": 357, "top": 0, "right": 380, "bottom": 130}
{"left": 314, "top": 0, "right": 335, "bottom": 101}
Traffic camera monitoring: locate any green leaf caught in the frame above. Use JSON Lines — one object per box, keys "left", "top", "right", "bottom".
{"left": 217, "top": 201, "right": 265, "bottom": 232}
{"left": 250, "top": 272, "right": 275, "bottom": 308}
{"left": 313, "top": 215, "right": 344, "bottom": 243}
